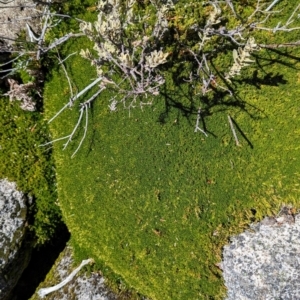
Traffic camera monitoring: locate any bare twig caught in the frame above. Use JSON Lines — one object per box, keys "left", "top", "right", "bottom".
{"left": 56, "top": 50, "right": 76, "bottom": 99}
{"left": 70, "top": 76, "right": 103, "bottom": 104}
{"left": 71, "top": 105, "right": 89, "bottom": 158}
{"left": 47, "top": 76, "right": 102, "bottom": 124}
{"left": 228, "top": 115, "right": 240, "bottom": 146}
{"left": 45, "top": 33, "right": 85, "bottom": 52}
{"left": 62, "top": 106, "right": 85, "bottom": 150}
{"left": 57, "top": 52, "right": 77, "bottom": 64}
{"left": 36, "top": 0, "right": 52, "bottom": 59}
{"left": 253, "top": 3, "right": 300, "bottom": 32}
{"left": 265, "top": 0, "right": 282, "bottom": 12}
{"left": 194, "top": 108, "right": 208, "bottom": 137}
{"left": 47, "top": 102, "right": 70, "bottom": 124}
{"left": 38, "top": 259, "right": 94, "bottom": 298}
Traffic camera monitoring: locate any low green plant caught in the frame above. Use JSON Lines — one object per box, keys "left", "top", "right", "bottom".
{"left": 44, "top": 30, "right": 300, "bottom": 299}
{"left": 43, "top": 0, "right": 300, "bottom": 156}
{"left": 40, "top": 0, "right": 300, "bottom": 298}
{"left": 0, "top": 97, "right": 62, "bottom": 244}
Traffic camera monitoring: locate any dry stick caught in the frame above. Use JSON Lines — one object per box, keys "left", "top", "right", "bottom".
{"left": 37, "top": 259, "right": 93, "bottom": 298}
{"left": 47, "top": 102, "right": 71, "bottom": 124}
{"left": 68, "top": 89, "right": 105, "bottom": 156}
{"left": 70, "top": 76, "right": 103, "bottom": 104}
{"left": 265, "top": 0, "right": 281, "bottom": 12}
{"left": 0, "top": 68, "right": 15, "bottom": 73}
{"left": 58, "top": 52, "right": 77, "bottom": 64}
{"left": 0, "top": 0, "right": 14, "bottom": 3}
{"left": 228, "top": 115, "right": 240, "bottom": 146}
{"left": 259, "top": 40, "right": 300, "bottom": 48}
{"left": 39, "top": 135, "right": 71, "bottom": 147}
{"left": 56, "top": 50, "right": 75, "bottom": 99}
{"left": 47, "top": 76, "right": 103, "bottom": 124}
{"left": 26, "top": 24, "right": 40, "bottom": 42}
{"left": 36, "top": 1, "right": 51, "bottom": 59}
{"left": 225, "top": 0, "right": 239, "bottom": 18}
{"left": 43, "top": 88, "right": 104, "bottom": 151}
{"left": 255, "top": 25, "right": 300, "bottom": 32}
{"left": 42, "top": 105, "right": 85, "bottom": 149}
{"left": 62, "top": 107, "right": 85, "bottom": 150}
{"left": 194, "top": 108, "right": 208, "bottom": 137}
{"left": 81, "top": 87, "right": 105, "bottom": 107}
{"left": 45, "top": 33, "right": 85, "bottom": 52}
{"left": 49, "top": 13, "right": 85, "bottom": 23}
{"left": 71, "top": 106, "right": 89, "bottom": 158}
{"left": 0, "top": 16, "right": 41, "bottom": 24}
{"left": 255, "top": 3, "right": 300, "bottom": 32}
{"left": 0, "top": 35, "right": 35, "bottom": 42}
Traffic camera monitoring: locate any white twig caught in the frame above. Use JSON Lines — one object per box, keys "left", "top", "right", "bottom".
{"left": 58, "top": 52, "right": 77, "bottom": 64}
{"left": 0, "top": 5, "right": 36, "bottom": 8}
{"left": 265, "top": 0, "right": 281, "bottom": 12}
{"left": 81, "top": 87, "right": 105, "bottom": 107}
{"left": 0, "top": 53, "right": 25, "bottom": 67}
{"left": 225, "top": 0, "right": 239, "bottom": 18}
{"left": 255, "top": 3, "right": 300, "bottom": 32}
{"left": 56, "top": 50, "right": 75, "bottom": 98}
{"left": 70, "top": 76, "right": 103, "bottom": 104}
{"left": 63, "top": 107, "right": 85, "bottom": 150}
{"left": 47, "top": 102, "right": 71, "bottom": 124}
{"left": 228, "top": 115, "right": 240, "bottom": 146}
{"left": 46, "top": 89, "right": 104, "bottom": 153}
{"left": 45, "top": 33, "right": 85, "bottom": 52}
{"left": 26, "top": 23, "right": 40, "bottom": 42}
{"left": 39, "top": 135, "right": 71, "bottom": 147}
{"left": 194, "top": 108, "right": 208, "bottom": 137}
{"left": 36, "top": 0, "right": 51, "bottom": 60}
{"left": 48, "top": 13, "right": 85, "bottom": 23}
{"left": 0, "top": 68, "right": 15, "bottom": 73}
{"left": 37, "top": 259, "right": 93, "bottom": 298}
{"left": 71, "top": 105, "right": 89, "bottom": 158}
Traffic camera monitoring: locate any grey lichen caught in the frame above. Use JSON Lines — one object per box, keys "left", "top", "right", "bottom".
{"left": 221, "top": 207, "right": 300, "bottom": 300}
{"left": 33, "top": 246, "right": 118, "bottom": 300}
{"left": 0, "top": 178, "right": 31, "bottom": 300}
{"left": 225, "top": 37, "right": 259, "bottom": 81}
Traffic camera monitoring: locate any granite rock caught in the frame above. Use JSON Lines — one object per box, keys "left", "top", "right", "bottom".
{"left": 0, "top": 179, "right": 32, "bottom": 300}
{"left": 221, "top": 208, "right": 300, "bottom": 300}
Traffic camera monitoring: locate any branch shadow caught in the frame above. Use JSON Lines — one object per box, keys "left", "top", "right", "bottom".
{"left": 158, "top": 79, "right": 262, "bottom": 142}
{"left": 229, "top": 115, "right": 254, "bottom": 149}
{"left": 155, "top": 48, "right": 297, "bottom": 147}
{"left": 253, "top": 47, "right": 300, "bottom": 73}
{"left": 233, "top": 70, "right": 287, "bottom": 89}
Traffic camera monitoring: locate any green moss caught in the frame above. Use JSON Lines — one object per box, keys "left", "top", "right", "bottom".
{"left": 44, "top": 45, "right": 300, "bottom": 300}
{"left": 0, "top": 98, "right": 62, "bottom": 244}
{"left": 43, "top": 0, "right": 300, "bottom": 298}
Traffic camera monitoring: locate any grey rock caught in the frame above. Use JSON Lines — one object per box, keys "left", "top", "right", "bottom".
{"left": 0, "top": 0, "right": 41, "bottom": 47}
{"left": 221, "top": 209, "right": 300, "bottom": 300}
{"left": 0, "top": 179, "right": 31, "bottom": 300}
{"left": 37, "top": 246, "right": 118, "bottom": 300}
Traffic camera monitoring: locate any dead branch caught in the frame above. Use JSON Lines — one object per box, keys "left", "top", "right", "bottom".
{"left": 228, "top": 115, "right": 240, "bottom": 146}
{"left": 45, "top": 33, "right": 85, "bottom": 53}
{"left": 194, "top": 108, "right": 208, "bottom": 137}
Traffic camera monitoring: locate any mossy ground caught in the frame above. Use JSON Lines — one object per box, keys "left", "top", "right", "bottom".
{"left": 43, "top": 1, "right": 300, "bottom": 299}
{"left": 0, "top": 97, "right": 61, "bottom": 244}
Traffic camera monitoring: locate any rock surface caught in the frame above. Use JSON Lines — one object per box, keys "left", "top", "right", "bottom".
{"left": 0, "top": 0, "right": 41, "bottom": 47}
{"left": 0, "top": 179, "right": 31, "bottom": 300}
{"left": 33, "top": 246, "right": 118, "bottom": 300}
{"left": 221, "top": 208, "right": 300, "bottom": 300}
